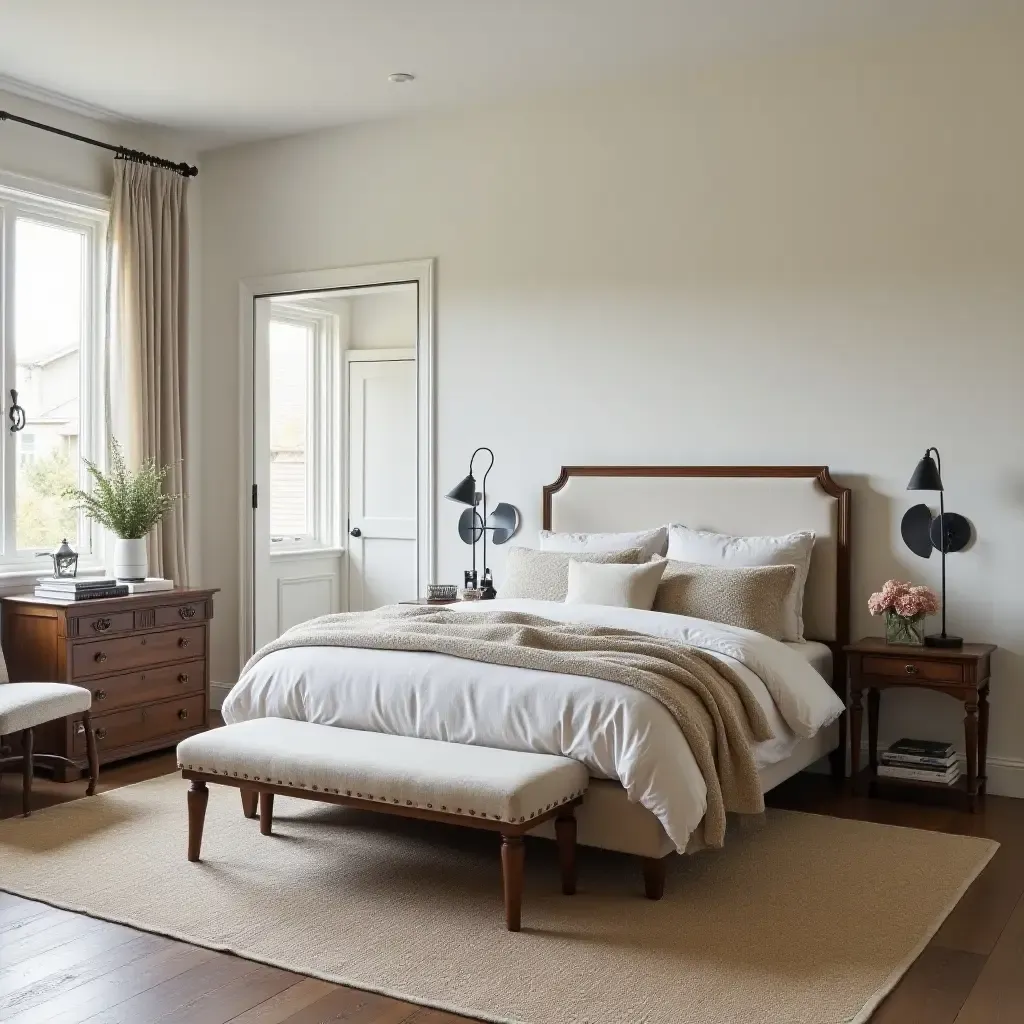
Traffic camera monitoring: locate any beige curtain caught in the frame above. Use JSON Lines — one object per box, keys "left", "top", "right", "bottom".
{"left": 106, "top": 159, "right": 189, "bottom": 584}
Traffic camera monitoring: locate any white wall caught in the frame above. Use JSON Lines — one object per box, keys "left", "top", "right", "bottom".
{"left": 0, "top": 88, "right": 204, "bottom": 588}
{"left": 200, "top": 13, "right": 1024, "bottom": 786}
{"left": 348, "top": 287, "right": 417, "bottom": 350}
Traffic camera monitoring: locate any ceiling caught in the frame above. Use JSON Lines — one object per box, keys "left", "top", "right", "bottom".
{"left": 0, "top": 0, "right": 1008, "bottom": 150}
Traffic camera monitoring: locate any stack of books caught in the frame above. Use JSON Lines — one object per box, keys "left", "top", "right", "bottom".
{"left": 35, "top": 577, "right": 129, "bottom": 601}
{"left": 878, "top": 738, "right": 960, "bottom": 785}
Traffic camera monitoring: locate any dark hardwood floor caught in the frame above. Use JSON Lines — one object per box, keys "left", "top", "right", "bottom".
{"left": 2, "top": 720, "right": 1021, "bottom": 1023}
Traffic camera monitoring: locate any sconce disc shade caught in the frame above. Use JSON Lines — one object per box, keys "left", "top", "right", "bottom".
{"left": 901, "top": 504, "right": 935, "bottom": 558}
{"left": 487, "top": 502, "right": 521, "bottom": 545}
{"left": 457, "top": 507, "right": 484, "bottom": 545}
{"left": 929, "top": 511, "right": 971, "bottom": 554}
{"left": 907, "top": 455, "right": 944, "bottom": 491}
{"left": 446, "top": 474, "right": 477, "bottom": 506}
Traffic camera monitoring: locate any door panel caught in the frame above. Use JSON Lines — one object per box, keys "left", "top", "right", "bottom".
{"left": 348, "top": 355, "right": 417, "bottom": 611}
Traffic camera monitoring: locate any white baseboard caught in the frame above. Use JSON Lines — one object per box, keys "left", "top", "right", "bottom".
{"left": 858, "top": 742, "right": 1024, "bottom": 799}
{"left": 209, "top": 682, "right": 233, "bottom": 712}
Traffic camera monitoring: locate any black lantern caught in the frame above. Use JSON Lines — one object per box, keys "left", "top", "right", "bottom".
{"left": 39, "top": 538, "right": 79, "bottom": 578}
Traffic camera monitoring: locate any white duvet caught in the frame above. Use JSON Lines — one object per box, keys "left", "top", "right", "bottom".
{"left": 223, "top": 599, "right": 843, "bottom": 851}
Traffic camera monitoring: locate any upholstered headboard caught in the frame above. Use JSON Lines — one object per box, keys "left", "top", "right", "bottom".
{"left": 542, "top": 466, "right": 851, "bottom": 647}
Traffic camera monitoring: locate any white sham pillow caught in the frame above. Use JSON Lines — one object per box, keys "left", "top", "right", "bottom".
{"left": 538, "top": 526, "right": 668, "bottom": 562}
{"left": 665, "top": 526, "right": 815, "bottom": 641}
{"left": 565, "top": 558, "right": 667, "bottom": 610}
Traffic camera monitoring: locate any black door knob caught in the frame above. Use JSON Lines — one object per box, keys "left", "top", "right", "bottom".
{"left": 350, "top": 527, "right": 362, "bottom": 537}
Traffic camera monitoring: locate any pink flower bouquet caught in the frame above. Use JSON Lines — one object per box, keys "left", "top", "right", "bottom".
{"left": 868, "top": 579, "right": 940, "bottom": 645}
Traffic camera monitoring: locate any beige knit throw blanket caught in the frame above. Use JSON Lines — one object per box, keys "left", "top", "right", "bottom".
{"left": 242, "top": 608, "right": 773, "bottom": 847}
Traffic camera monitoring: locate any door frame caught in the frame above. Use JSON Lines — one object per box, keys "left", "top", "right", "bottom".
{"left": 238, "top": 259, "right": 435, "bottom": 665}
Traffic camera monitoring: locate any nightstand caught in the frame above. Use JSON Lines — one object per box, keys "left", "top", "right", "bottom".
{"left": 844, "top": 637, "right": 996, "bottom": 811}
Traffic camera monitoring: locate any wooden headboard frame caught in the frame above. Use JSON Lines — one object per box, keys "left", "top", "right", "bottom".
{"left": 543, "top": 465, "right": 851, "bottom": 777}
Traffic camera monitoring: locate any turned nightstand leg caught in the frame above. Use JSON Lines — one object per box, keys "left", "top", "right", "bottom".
{"left": 867, "top": 689, "right": 880, "bottom": 774}
{"left": 978, "top": 686, "right": 990, "bottom": 795}
{"left": 849, "top": 687, "right": 864, "bottom": 783}
{"left": 965, "top": 697, "right": 980, "bottom": 813}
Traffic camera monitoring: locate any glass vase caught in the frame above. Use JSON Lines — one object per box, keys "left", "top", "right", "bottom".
{"left": 885, "top": 611, "right": 925, "bottom": 646}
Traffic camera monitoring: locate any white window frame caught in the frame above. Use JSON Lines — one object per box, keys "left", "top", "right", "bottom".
{"left": 267, "top": 304, "right": 340, "bottom": 554}
{"left": 0, "top": 171, "right": 107, "bottom": 577}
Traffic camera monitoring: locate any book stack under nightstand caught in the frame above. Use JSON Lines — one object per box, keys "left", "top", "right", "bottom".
{"left": 878, "top": 739, "right": 960, "bottom": 786}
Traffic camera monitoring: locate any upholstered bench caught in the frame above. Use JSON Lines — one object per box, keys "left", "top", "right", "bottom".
{"left": 177, "top": 718, "right": 589, "bottom": 931}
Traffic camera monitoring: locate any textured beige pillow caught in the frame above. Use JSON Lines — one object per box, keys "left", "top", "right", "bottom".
{"left": 500, "top": 547, "right": 644, "bottom": 602}
{"left": 653, "top": 559, "right": 799, "bottom": 640}
{"left": 565, "top": 559, "right": 668, "bottom": 609}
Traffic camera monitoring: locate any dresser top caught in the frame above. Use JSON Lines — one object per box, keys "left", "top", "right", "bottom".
{"left": 3, "top": 587, "right": 218, "bottom": 614}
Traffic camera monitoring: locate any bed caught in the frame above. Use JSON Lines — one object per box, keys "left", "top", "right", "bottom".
{"left": 224, "top": 465, "right": 851, "bottom": 896}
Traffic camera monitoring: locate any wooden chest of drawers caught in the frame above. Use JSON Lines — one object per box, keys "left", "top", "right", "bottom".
{"left": 1, "top": 588, "right": 218, "bottom": 780}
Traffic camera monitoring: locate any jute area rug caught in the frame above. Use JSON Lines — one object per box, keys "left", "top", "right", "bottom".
{"left": 0, "top": 774, "right": 996, "bottom": 1024}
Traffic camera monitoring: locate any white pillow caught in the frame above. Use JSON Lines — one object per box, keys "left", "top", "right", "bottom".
{"left": 565, "top": 559, "right": 667, "bottom": 610}
{"left": 539, "top": 526, "right": 668, "bottom": 562}
{"left": 665, "top": 526, "right": 815, "bottom": 641}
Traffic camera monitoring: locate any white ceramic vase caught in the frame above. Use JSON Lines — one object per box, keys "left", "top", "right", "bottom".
{"left": 114, "top": 537, "right": 148, "bottom": 582}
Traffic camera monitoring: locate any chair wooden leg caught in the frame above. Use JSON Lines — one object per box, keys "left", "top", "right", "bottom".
{"left": 259, "top": 791, "right": 274, "bottom": 835}
{"left": 21, "top": 728, "right": 33, "bottom": 817}
{"left": 187, "top": 781, "right": 209, "bottom": 862}
{"left": 82, "top": 709, "right": 99, "bottom": 796}
{"left": 642, "top": 856, "right": 667, "bottom": 900}
{"left": 555, "top": 811, "right": 577, "bottom": 895}
{"left": 240, "top": 788, "right": 258, "bottom": 819}
{"left": 501, "top": 834, "right": 524, "bottom": 932}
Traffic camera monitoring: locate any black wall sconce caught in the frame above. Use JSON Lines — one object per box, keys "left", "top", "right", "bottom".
{"left": 446, "top": 447, "right": 520, "bottom": 598}
{"left": 902, "top": 447, "right": 971, "bottom": 648}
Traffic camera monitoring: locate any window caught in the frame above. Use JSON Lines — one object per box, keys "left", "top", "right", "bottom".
{"left": 267, "top": 306, "right": 337, "bottom": 550}
{"left": 0, "top": 176, "right": 106, "bottom": 568}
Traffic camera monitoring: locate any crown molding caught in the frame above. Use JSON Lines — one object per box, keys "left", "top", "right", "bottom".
{"left": 0, "top": 73, "right": 135, "bottom": 126}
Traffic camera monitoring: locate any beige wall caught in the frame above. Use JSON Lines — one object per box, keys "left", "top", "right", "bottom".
{"left": 200, "top": 13, "right": 1024, "bottom": 787}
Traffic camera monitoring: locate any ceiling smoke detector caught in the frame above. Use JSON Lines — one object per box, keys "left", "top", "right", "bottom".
{"left": 388, "top": 72, "right": 416, "bottom": 84}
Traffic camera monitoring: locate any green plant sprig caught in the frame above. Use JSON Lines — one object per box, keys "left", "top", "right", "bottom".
{"left": 64, "top": 439, "right": 180, "bottom": 540}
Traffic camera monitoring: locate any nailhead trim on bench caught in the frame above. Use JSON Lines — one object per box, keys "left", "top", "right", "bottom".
{"left": 178, "top": 762, "right": 587, "bottom": 824}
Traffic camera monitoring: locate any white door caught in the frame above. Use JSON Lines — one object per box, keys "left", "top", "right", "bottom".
{"left": 252, "top": 299, "right": 343, "bottom": 650}
{"left": 347, "top": 351, "right": 417, "bottom": 610}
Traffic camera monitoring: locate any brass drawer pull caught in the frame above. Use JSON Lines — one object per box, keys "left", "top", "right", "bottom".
{"left": 178, "top": 637, "right": 190, "bottom": 648}
{"left": 94, "top": 652, "right": 107, "bottom": 664}
{"left": 904, "top": 664, "right": 919, "bottom": 675}
{"left": 178, "top": 708, "right": 189, "bottom": 721}
{"left": 95, "top": 727, "right": 108, "bottom": 740}
{"left": 94, "top": 689, "right": 107, "bottom": 701}
{"left": 179, "top": 606, "right": 197, "bottom": 620}
{"left": 178, "top": 673, "right": 189, "bottom": 684}
{"left": 92, "top": 618, "right": 111, "bottom": 633}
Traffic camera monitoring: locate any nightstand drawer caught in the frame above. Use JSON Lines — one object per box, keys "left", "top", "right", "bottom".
{"left": 862, "top": 655, "right": 963, "bottom": 684}
{"left": 71, "top": 626, "right": 206, "bottom": 679}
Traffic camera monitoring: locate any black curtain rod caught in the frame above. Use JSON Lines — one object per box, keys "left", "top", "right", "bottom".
{"left": 0, "top": 109, "right": 198, "bottom": 178}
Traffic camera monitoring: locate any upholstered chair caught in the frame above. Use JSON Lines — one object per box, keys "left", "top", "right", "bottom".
{"left": 0, "top": 642, "right": 98, "bottom": 816}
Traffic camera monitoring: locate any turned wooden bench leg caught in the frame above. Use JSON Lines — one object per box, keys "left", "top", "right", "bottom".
{"left": 187, "top": 781, "right": 209, "bottom": 862}
{"left": 259, "top": 791, "right": 274, "bottom": 836}
{"left": 240, "top": 788, "right": 257, "bottom": 819}
{"left": 642, "top": 855, "right": 667, "bottom": 900}
{"left": 501, "top": 834, "right": 524, "bottom": 932}
{"left": 555, "top": 810, "right": 577, "bottom": 895}
{"left": 22, "top": 727, "right": 33, "bottom": 817}
{"left": 83, "top": 709, "right": 99, "bottom": 797}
